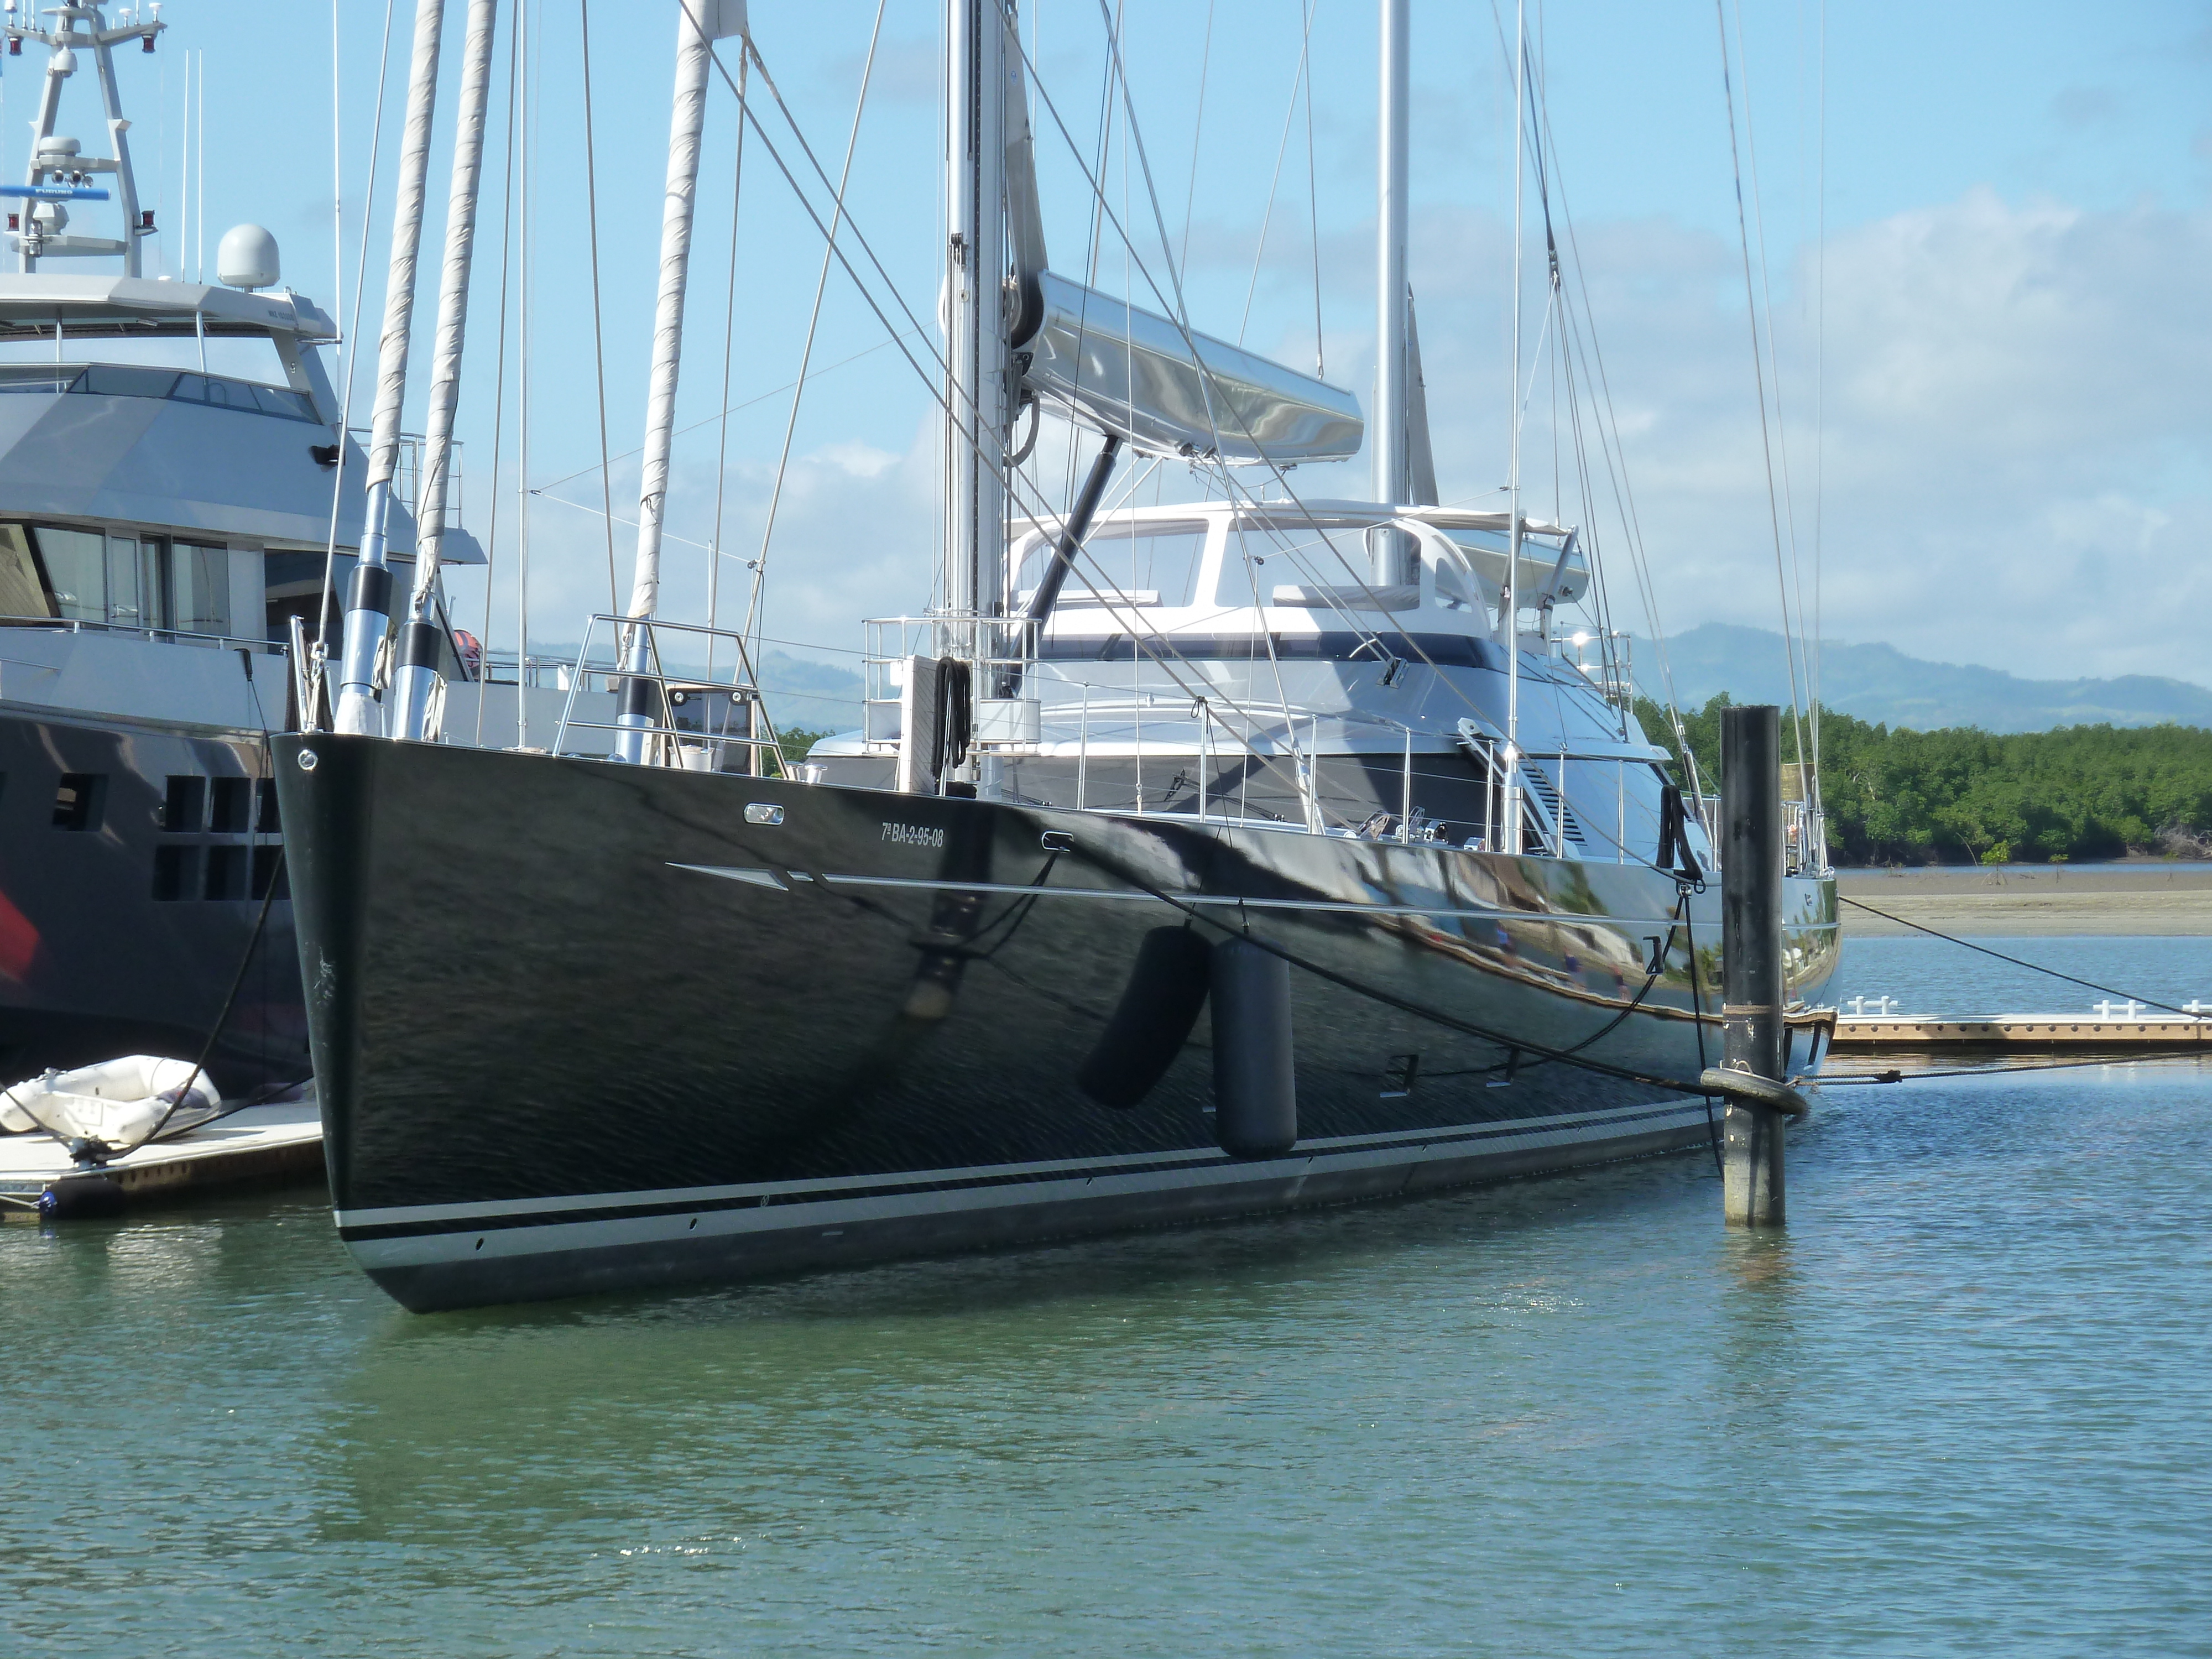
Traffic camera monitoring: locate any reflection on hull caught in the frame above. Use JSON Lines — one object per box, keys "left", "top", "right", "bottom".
{"left": 276, "top": 734, "right": 1838, "bottom": 1312}
{"left": 0, "top": 705, "right": 306, "bottom": 1089}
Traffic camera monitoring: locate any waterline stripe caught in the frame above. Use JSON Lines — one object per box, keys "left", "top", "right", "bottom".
{"left": 333, "top": 1098, "right": 1693, "bottom": 1232}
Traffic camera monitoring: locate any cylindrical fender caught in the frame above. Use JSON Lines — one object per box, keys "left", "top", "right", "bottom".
{"left": 1209, "top": 937, "right": 1297, "bottom": 1157}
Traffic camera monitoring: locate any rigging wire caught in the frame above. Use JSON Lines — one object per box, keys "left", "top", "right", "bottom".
{"left": 742, "top": 0, "right": 887, "bottom": 652}
{"left": 314, "top": 0, "right": 401, "bottom": 666}
{"left": 1493, "top": 1, "right": 1705, "bottom": 800}
{"left": 1811, "top": 0, "right": 1829, "bottom": 836}
{"left": 473, "top": 0, "right": 523, "bottom": 748}
{"left": 1302, "top": 0, "right": 1323, "bottom": 378}
{"left": 701, "top": 7, "right": 1581, "bottom": 817}
{"left": 1729, "top": 0, "right": 1815, "bottom": 803}
{"left": 1837, "top": 896, "right": 2199, "bottom": 1018}
{"left": 1177, "top": 0, "right": 1214, "bottom": 274}
{"left": 515, "top": 0, "right": 534, "bottom": 749}
{"left": 531, "top": 331, "right": 917, "bottom": 497}
{"left": 706, "top": 47, "right": 751, "bottom": 684}
{"left": 1235, "top": 18, "right": 1319, "bottom": 348}
{"left": 1713, "top": 0, "right": 1811, "bottom": 795}
{"left": 576, "top": 0, "right": 621, "bottom": 614}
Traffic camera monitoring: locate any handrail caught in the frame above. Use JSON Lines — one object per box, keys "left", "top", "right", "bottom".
{"left": 553, "top": 614, "right": 778, "bottom": 770}
{"left": 0, "top": 613, "right": 284, "bottom": 653}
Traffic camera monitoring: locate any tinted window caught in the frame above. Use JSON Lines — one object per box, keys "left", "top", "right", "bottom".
{"left": 163, "top": 775, "right": 206, "bottom": 832}
{"left": 104, "top": 535, "right": 143, "bottom": 625}
{"left": 170, "top": 542, "right": 230, "bottom": 636}
{"left": 33, "top": 526, "right": 104, "bottom": 622}
{"left": 52, "top": 773, "right": 105, "bottom": 831}
{"left": 1216, "top": 521, "right": 1371, "bottom": 607}
{"left": 1018, "top": 523, "right": 1209, "bottom": 609}
{"left": 0, "top": 525, "right": 49, "bottom": 619}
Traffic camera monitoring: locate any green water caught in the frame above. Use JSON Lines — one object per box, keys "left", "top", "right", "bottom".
{"left": 6, "top": 940, "right": 2210, "bottom": 1656}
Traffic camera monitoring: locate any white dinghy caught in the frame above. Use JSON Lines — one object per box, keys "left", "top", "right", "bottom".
{"left": 0, "top": 1057, "right": 222, "bottom": 1147}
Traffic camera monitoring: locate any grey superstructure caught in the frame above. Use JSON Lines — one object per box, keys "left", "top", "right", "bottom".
{"left": 0, "top": 4, "right": 518, "bottom": 1088}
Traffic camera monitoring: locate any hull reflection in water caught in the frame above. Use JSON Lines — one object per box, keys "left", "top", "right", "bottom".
{"left": 275, "top": 734, "right": 1837, "bottom": 1311}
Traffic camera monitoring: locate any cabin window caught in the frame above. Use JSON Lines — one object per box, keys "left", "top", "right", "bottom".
{"left": 163, "top": 775, "right": 206, "bottom": 832}
{"left": 204, "top": 844, "right": 250, "bottom": 901}
{"left": 1013, "top": 523, "right": 1208, "bottom": 611}
{"left": 209, "top": 776, "right": 252, "bottom": 833}
{"left": 263, "top": 549, "right": 336, "bottom": 646}
{"left": 0, "top": 525, "right": 190, "bottom": 629}
{"left": 0, "top": 525, "right": 48, "bottom": 619}
{"left": 152, "top": 845, "right": 199, "bottom": 901}
{"left": 1215, "top": 521, "right": 1370, "bottom": 608}
{"left": 51, "top": 772, "right": 105, "bottom": 831}
{"left": 170, "top": 541, "right": 231, "bottom": 637}
{"left": 103, "top": 534, "right": 144, "bottom": 624}
{"left": 31, "top": 526, "right": 105, "bottom": 622}
{"left": 252, "top": 846, "right": 287, "bottom": 900}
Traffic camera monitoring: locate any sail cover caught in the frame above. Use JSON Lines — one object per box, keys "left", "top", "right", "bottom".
{"left": 1020, "top": 271, "right": 1363, "bottom": 466}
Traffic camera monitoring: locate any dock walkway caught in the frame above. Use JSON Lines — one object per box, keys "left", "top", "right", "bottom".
{"left": 1829, "top": 1015, "right": 2212, "bottom": 1057}
{"left": 0, "top": 1099, "right": 324, "bottom": 1217}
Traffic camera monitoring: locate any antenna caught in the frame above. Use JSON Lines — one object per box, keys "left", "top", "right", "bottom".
{"left": 3, "top": 0, "right": 165, "bottom": 276}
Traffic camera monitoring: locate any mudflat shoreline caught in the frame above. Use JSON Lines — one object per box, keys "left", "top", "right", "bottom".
{"left": 1835, "top": 865, "right": 2212, "bottom": 936}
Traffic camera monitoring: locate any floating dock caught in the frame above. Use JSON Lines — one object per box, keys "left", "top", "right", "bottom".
{"left": 1828, "top": 1015, "right": 2212, "bottom": 1058}
{"left": 0, "top": 1097, "right": 323, "bottom": 1218}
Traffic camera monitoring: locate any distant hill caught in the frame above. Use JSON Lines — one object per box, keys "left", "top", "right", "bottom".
{"left": 1635, "top": 624, "right": 2212, "bottom": 733}
{"left": 527, "top": 642, "right": 863, "bottom": 735}
{"left": 756, "top": 648, "right": 862, "bottom": 735}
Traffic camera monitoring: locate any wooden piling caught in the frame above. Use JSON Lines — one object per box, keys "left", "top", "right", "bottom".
{"left": 1720, "top": 704, "right": 1787, "bottom": 1227}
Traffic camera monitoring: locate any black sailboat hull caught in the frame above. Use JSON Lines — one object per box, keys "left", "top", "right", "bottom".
{"left": 274, "top": 734, "right": 1838, "bottom": 1311}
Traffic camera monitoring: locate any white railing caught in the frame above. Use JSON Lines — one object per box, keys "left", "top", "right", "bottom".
{"left": 0, "top": 612, "right": 283, "bottom": 654}
{"left": 861, "top": 613, "right": 1042, "bottom": 754}
{"left": 552, "top": 614, "right": 779, "bottom": 772}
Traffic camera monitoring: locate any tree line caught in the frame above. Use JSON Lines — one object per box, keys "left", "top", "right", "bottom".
{"left": 1635, "top": 694, "right": 2212, "bottom": 867}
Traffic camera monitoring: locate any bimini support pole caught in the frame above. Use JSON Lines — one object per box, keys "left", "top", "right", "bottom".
{"left": 335, "top": 0, "right": 447, "bottom": 738}
{"left": 393, "top": 0, "right": 500, "bottom": 744}
{"left": 614, "top": 0, "right": 748, "bottom": 764}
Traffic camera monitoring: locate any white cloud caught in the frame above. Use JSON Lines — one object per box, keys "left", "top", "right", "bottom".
{"left": 1391, "top": 186, "right": 2212, "bottom": 685}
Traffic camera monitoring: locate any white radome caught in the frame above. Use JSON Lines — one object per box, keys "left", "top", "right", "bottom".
{"left": 217, "top": 223, "right": 281, "bottom": 291}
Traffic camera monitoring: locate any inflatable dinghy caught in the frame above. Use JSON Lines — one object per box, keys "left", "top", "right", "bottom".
{"left": 0, "top": 1057, "right": 222, "bottom": 1146}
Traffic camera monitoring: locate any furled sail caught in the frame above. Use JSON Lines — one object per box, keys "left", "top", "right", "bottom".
{"left": 1018, "top": 271, "right": 1364, "bottom": 467}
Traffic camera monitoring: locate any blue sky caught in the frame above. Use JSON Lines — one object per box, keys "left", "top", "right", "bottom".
{"left": 16, "top": 2, "right": 2210, "bottom": 691}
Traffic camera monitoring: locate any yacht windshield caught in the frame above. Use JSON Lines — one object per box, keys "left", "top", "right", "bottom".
{"left": 1015, "top": 521, "right": 1208, "bottom": 609}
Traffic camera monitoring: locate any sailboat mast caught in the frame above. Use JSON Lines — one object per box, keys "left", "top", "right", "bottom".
{"left": 1372, "top": 0, "right": 1409, "bottom": 528}
{"left": 335, "top": 0, "right": 448, "bottom": 738}
{"left": 613, "top": 0, "right": 747, "bottom": 765}
{"left": 943, "top": 0, "right": 1010, "bottom": 646}
{"left": 1503, "top": 0, "right": 1527, "bottom": 852}
{"left": 393, "top": 0, "right": 501, "bottom": 744}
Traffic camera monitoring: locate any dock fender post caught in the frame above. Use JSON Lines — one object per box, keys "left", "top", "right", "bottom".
{"left": 1209, "top": 936, "right": 1297, "bottom": 1158}
{"left": 1077, "top": 926, "right": 1212, "bottom": 1108}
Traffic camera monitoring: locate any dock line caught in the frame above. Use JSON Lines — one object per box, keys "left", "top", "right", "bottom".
{"left": 1838, "top": 895, "right": 2192, "bottom": 1017}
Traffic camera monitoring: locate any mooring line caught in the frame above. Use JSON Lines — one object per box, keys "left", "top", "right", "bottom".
{"left": 1838, "top": 894, "right": 2192, "bottom": 1016}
